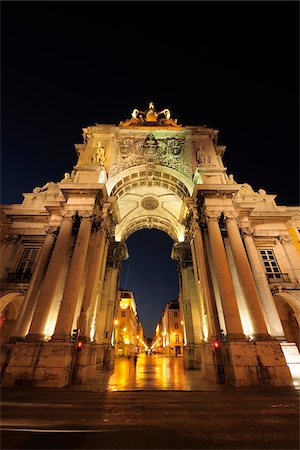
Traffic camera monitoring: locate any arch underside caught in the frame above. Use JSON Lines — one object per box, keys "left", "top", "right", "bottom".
{"left": 110, "top": 165, "right": 192, "bottom": 243}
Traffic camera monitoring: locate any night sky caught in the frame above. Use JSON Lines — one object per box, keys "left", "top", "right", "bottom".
{"left": 2, "top": 1, "right": 299, "bottom": 337}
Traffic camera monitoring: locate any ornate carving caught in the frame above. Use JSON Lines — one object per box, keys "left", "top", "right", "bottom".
{"left": 110, "top": 134, "right": 191, "bottom": 178}
{"left": 241, "top": 227, "right": 254, "bottom": 238}
{"left": 172, "top": 242, "right": 193, "bottom": 269}
{"left": 107, "top": 242, "right": 128, "bottom": 269}
{"left": 141, "top": 197, "right": 159, "bottom": 210}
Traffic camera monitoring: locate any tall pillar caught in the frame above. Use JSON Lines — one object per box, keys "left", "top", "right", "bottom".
{"left": 94, "top": 242, "right": 126, "bottom": 344}
{"left": 206, "top": 211, "right": 244, "bottom": 340}
{"left": 192, "top": 215, "right": 217, "bottom": 339}
{"left": 27, "top": 215, "right": 74, "bottom": 340}
{"left": 242, "top": 228, "right": 285, "bottom": 339}
{"left": 52, "top": 215, "right": 93, "bottom": 340}
{"left": 10, "top": 227, "right": 58, "bottom": 340}
{"left": 77, "top": 224, "right": 107, "bottom": 341}
{"left": 225, "top": 215, "right": 269, "bottom": 339}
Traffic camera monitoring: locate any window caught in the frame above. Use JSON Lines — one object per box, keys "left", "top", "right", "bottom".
{"left": 174, "top": 311, "right": 178, "bottom": 317}
{"left": 174, "top": 322, "right": 178, "bottom": 329}
{"left": 175, "top": 335, "right": 179, "bottom": 342}
{"left": 121, "top": 311, "right": 126, "bottom": 317}
{"left": 258, "top": 249, "right": 283, "bottom": 280}
{"left": 15, "top": 248, "right": 39, "bottom": 281}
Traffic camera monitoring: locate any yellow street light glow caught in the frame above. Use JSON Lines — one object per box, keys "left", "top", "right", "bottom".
{"left": 123, "top": 327, "right": 127, "bottom": 332}
{"left": 114, "top": 320, "right": 119, "bottom": 325}
{"left": 181, "top": 321, "right": 183, "bottom": 325}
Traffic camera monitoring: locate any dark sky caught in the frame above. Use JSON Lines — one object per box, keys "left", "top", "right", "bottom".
{"left": 2, "top": 1, "right": 299, "bottom": 337}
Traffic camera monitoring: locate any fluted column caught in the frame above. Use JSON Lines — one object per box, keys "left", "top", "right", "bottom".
{"left": 10, "top": 227, "right": 58, "bottom": 340}
{"left": 27, "top": 215, "right": 74, "bottom": 340}
{"left": 52, "top": 214, "right": 93, "bottom": 340}
{"left": 242, "top": 228, "right": 285, "bottom": 339}
{"left": 77, "top": 223, "right": 107, "bottom": 341}
{"left": 206, "top": 211, "right": 244, "bottom": 340}
{"left": 94, "top": 242, "right": 126, "bottom": 343}
{"left": 191, "top": 206, "right": 216, "bottom": 339}
{"left": 226, "top": 216, "right": 269, "bottom": 339}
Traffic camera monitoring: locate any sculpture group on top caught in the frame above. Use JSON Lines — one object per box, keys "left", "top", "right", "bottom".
{"left": 120, "top": 102, "right": 181, "bottom": 127}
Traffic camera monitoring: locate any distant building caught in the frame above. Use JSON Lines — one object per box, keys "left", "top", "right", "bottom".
{"left": 113, "top": 290, "right": 146, "bottom": 357}
{"left": 152, "top": 300, "right": 184, "bottom": 356}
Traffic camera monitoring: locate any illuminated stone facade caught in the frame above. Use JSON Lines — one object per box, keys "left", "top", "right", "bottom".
{"left": 1, "top": 103, "right": 300, "bottom": 387}
{"left": 113, "top": 290, "right": 146, "bottom": 357}
{"left": 152, "top": 300, "right": 184, "bottom": 356}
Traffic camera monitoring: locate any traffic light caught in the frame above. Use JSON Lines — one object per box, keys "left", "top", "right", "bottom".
{"left": 71, "top": 329, "right": 78, "bottom": 343}
{"left": 76, "top": 340, "right": 83, "bottom": 352}
{"left": 213, "top": 340, "right": 221, "bottom": 351}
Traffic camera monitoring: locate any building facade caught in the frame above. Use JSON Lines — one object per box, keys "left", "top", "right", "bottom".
{"left": 113, "top": 290, "right": 146, "bottom": 357}
{"left": 1, "top": 103, "right": 300, "bottom": 387}
{"left": 152, "top": 300, "right": 184, "bottom": 356}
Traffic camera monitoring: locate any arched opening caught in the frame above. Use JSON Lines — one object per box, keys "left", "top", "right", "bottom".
{"left": 274, "top": 294, "right": 300, "bottom": 350}
{"left": 120, "top": 228, "right": 179, "bottom": 340}
{"left": 0, "top": 293, "right": 24, "bottom": 344}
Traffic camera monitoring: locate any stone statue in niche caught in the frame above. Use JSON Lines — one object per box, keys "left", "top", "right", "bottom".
{"left": 197, "top": 146, "right": 211, "bottom": 165}
{"left": 92, "top": 142, "right": 106, "bottom": 165}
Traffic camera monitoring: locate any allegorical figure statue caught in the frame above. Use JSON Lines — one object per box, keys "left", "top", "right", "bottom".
{"left": 92, "top": 142, "right": 106, "bottom": 165}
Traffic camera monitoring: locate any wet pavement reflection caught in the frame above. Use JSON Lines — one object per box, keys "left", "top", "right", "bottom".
{"left": 79, "top": 354, "right": 223, "bottom": 391}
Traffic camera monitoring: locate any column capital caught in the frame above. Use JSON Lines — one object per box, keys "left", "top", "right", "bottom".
{"left": 241, "top": 227, "right": 254, "bottom": 238}
{"left": 171, "top": 242, "right": 193, "bottom": 268}
{"left": 278, "top": 234, "right": 293, "bottom": 244}
{"left": 63, "top": 211, "right": 76, "bottom": 220}
{"left": 224, "top": 212, "right": 239, "bottom": 221}
{"left": 205, "top": 209, "right": 222, "bottom": 222}
{"left": 45, "top": 225, "right": 59, "bottom": 237}
{"left": 78, "top": 211, "right": 94, "bottom": 220}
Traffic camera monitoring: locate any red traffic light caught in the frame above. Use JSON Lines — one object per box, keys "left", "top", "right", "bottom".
{"left": 77, "top": 340, "right": 83, "bottom": 351}
{"left": 213, "top": 341, "right": 220, "bottom": 349}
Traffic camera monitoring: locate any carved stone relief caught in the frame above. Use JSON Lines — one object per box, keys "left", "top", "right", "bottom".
{"left": 109, "top": 134, "right": 192, "bottom": 178}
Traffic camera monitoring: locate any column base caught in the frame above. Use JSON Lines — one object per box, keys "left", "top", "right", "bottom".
{"left": 72, "top": 343, "right": 98, "bottom": 384}
{"left": 25, "top": 333, "right": 48, "bottom": 342}
{"left": 2, "top": 341, "right": 74, "bottom": 387}
{"left": 222, "top": 340, "right": 293, "bottom": 387}
{"left": 50, "top": 334, "right": 71, "bottom": 341}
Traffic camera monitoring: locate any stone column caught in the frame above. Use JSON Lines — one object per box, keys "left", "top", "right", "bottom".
{"left": 226, "top": 216, "right": 269, "bottom": 339}
{"left": 10, "top": 227, "right": 58, "bottom": 340}
{"left": 94, "top": 242, "right": 126, "bottom": 344}
{"left": 27, "top": 215, "right": 74, "bottom": 340}
{"left": 206, "top": 211, "right": 245, "bottom": 340}
{"left": 0, "top": 235, "right": 20, "bottom": 279}
{"left": 191, "top": 207, "right": 217, "bottom": 339}
{"left": 242, "top": 229, "right": 285, "bottom": 339}
{"left": 77, "top": 224, "right": 107, "bottom": 341}
{"left": 52, "top": 215, "right": 93, "bottom": 340}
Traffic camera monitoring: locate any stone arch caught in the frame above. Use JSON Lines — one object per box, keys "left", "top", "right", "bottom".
{"left": 108, "top": 165, "right": 191, "bottom": 243}
{"left": 273, "top": 291, "right": 300, "bottom": 349}
{"left": 0, "top": 292, "right": 24, "bottom": 344}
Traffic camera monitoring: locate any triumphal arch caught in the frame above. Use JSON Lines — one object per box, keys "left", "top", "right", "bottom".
{"left": 1, "top": 103, "right": 300, "bottom": 387}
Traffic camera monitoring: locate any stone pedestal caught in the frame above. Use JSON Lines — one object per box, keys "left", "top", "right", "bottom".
{"left": 2, "top": 341, "right": 74, "bottom": 387}
{"left": 222, "top": 340, "right": 293, "bottom": 387}
{"left": 95, "top": 343, "right": 115, "bottom": 371}
{"left": 72, "top": 343, "right": 98, "bottom": 384}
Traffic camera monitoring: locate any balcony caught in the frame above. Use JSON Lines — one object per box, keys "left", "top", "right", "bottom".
{"left": 266, "top": 273, "right": 291, "bottom": 284}
{"left": 6, "top": 272, "right": 32, "bottom": 283}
